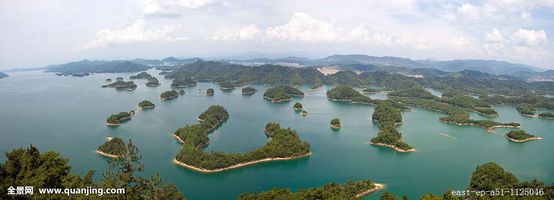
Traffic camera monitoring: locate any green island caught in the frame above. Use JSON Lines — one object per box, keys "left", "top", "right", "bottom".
{"left": 171, "top": 77, "right": 197, "bottom": 88}
{"left": 293, "top": 102, "right": 303, "bottom": 111}
{"left": 161, "top": 90, "right": 179, "bottom": 100}
{"left": 370, "top": 102, "right": 415, "bottom": 152}
{"left": 179, "top": 90, "right": 185, "bottom": 95}
{"left": 300, "top": 110, "right": 308, "bottom": 116}
{"left": 242, "top": 86, "right": 257, "bottom": 95}
{"left": 379, "top": 162, "right": 554, "bottom": 200}
{"left": 105, "top": 78, "right": 112, "bottom": 82}
{"left": 96, "top": 137, "right": 127, "bottom": 158}
{"left": 263, "top": 85, "right": 304, "bottom": 103}
{"left": 0, "top": 145, "right": 184, "bottom": 200}
{"left": 237, "top": 180, "right": 383, "bottom": 199}
{"left": 207, "top": 88, "right": 214, "bottom": 96}
{"left": 138, "top": 100, "right": 155, "bottom": 109}
{"left": 326, "top": 85, "right": 374, "bottom": 104}
{"left": 129, "top": 71, "right": 153, "bottom": 79}
{"left": 116, "top": 77, "right": 123, "bottom": 81}
{"left": 330, "top": 118, "right": 341, "bottom": 129}
{"left": 220, "top": 81, "right": 236, "bottom": 90}
{"left": 173, "top": 105, "right": 311, "bottom": 173}
{"left": 538, "top": 112, "right": 554, "bottom": 119}
{"left": 146, "top": 77, "right": 160, "bottom": 87}
{"left": 101, "top": 80, "right": 137, "bottom": 91}
{"left": 516, "top": 103, "right": 536, "bottom": 116}
{"left": 505, "top": 130, "right": 542, "bottom": 143}
{"left": 105, "top": 111, "right": 134, "bottom": 126}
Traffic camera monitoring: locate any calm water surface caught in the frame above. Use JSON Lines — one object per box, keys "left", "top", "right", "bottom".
{"left": 0, "top": 71, "right": 552, "bottom": 199}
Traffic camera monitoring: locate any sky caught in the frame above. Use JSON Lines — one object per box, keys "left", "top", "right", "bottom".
{"left": 1, "top": 0, "right": 554, "bottom": 70}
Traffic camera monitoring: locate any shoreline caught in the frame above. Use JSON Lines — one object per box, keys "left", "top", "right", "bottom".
{"left": 95, "top": 150, "right": 124, "bottom": 159}
{"left": 504, "top": 135, "right": 543, "bottom": 143}
{"left": 369, "top": 142, "right": 416, "bottom": 153}
{"left": 173, "top": 152, "right": 312, "bottom": 173}
{"left": 330, "top": 124, "right": 341, "bottom": 129}
{"left": 355, "top": 183, "right": 385, "bottom": 198}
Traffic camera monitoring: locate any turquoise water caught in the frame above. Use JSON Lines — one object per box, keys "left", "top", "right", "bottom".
{"left": 0, "top": 71, "right": 553, "bottom": 199}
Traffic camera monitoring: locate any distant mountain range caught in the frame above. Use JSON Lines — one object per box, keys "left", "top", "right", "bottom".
{"left": 0, "top": 72, "right": 8, "bottom": 79}
{"left": 35, "top": 54, "right": 553, "bottom": 82}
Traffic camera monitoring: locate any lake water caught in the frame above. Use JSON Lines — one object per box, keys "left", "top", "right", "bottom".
{"left": 1, "top": 70, "right": 553, "bottom": 199}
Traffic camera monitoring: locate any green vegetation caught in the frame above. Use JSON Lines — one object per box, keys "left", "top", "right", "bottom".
{"left": 97, "top": 137, "right": 127, "bottom": 157}
{"left": 238, "top": 180, "right": 378, "bottom": 199}
{"left": 146, "top": 77, "right": 160, "bottom": 87}
{"left": 242, "top": 86, "right": 257, "bottom": 95}
{"left": 539, "top": 112, "right": 554, "bottom": 119}
{"left": 516, "top": 103, "right": 536, "bottom": 115}
{"left": 220, "top": 81, "right": 236, "bottom": 90}
{"left": 116, "top": 77, "right": 123, "bottom": 81}
{"left": 293, "top": 102, "right": 303, "bottom": 111}
{"left": 173, "top": 106, "right": 310, "bottom": 171}
{"left": 505, "top": 130, "right": 539, "bottom": 141}
{"left": 101, "top": 80, "right": 137, "bottom": 91}
{"left": 207, "top": 88, "right": 215, "bottom": 96}
{"left": 263, "top": 85, "right": 304, "bottom": 102}
{"left": 440, "top": 94, "right": 497, "bottom": 116}
{"left": 161, "top": 90, "right": 179, "bottom": 100}
{"left": 481, "top": 95, "right": 554, "bottom": 110}
{"left": 326, "top": 85, "right": 373, "bottom": 104}
{"left": 330, "top": 118, "right": 341, "bottom": 129}
{"left": 106, "top": 111, "right": 133, "bottom": 125}
{"left": 179, "top": 90, "right": 185, "bottom": 95}
{"left": 171, "top": 77, "right": 197, "bottom": 88}
{"left": 129, "top": 71, "right": 153, "bottom": 79}
{"left": 106, "top": 78, "right": 112, "bottom": 82}
{"left": 370, "top": 102, "right": 414, "bottom": 152}
{"left": 392, "top": 97, "right": 519, "bottom": 130}
{"left": 138, "top": 100, "right": 155, "bottom": 109}
{"left": 388, "top": 85, "right": 436, "bottom": 99}
{"left": 0, "top": 145, "right": 184, "bottom": 199}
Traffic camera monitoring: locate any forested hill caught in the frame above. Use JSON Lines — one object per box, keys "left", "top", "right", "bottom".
{"left": 45, "top": 60, "right": 151, "bottom": 73}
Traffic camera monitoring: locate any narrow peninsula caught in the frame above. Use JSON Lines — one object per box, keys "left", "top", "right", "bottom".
{"left": 370, "top": 102, "right": 415, "bottom": 152}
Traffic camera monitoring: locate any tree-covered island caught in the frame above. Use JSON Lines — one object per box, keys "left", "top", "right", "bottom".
{"left": 293, "top": 102, "right": 303, "bottom": 111}
{"left": 516, "top": 103, "right": 536, "bottom": 116}
{"left": 161, "top": 90, "right": 179, "bottom": 100}
{"left": 207, "top": 88, "right": 214, "bottom": 96}
{"left": 171, "top": 77, "right": 197, "bottom": 88}
{"left": 101, "top": 80, "right": 137, "bottom": 91}
{"left": 129, "top": 71, "right": 153, "bottom": 79}
{"left": 326, "top": 85, "right": 374, "bottom": 104}
{"left": 146, "top": 77, "right": 160, "bottom": 87}
{"left": 105, "top": 78, "right": 112, "bottom": 82}
{"left": 105, "top": 111, "right": 134, "bottom": 126}
{"left": 242, "top": 86, "right": 257, "bottom": 95}
{"left": 263, "top": 85, "right": 304, "bottom": 103}
{"left": 172, "top": 106, "right": 311, "bottom": 172}
{"left": 220, "top": 81, "right": 236, "bottom": 90}
{"left": 179, "top": 90, "right": 185, "bottom": 95}
{"left": 370, "top": 102, "right": 415, "bottom": 152}
{"left": 96, "top": 137, "right": 127, "bottom": 158}
{"left": 238, "top": 180, "right": 383, "bottom": 199}
{"left": 505, "top": 130, "right": 542, "bottom": 143}
{"left": 138, "top": 100, "right": 155, "bottom": 109}
{"left": 330, "top": 118, "right": 341, "bottom": 129}
{"left": 116, "top": 77, "right": 124, "bottom": 81}
{"left": 539, "top": 112, "right": 554, "bottom": 119}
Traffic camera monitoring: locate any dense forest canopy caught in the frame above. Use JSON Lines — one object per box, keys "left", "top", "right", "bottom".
{"left": 161, "top": 90, "right": 179, "bottom": 100}
{"left": 238, "top": 180, "right": 378, "bottom": 199}
{"left": 146, "top": 77, "right": 160, "bottom": 87}
{"left": 106, "top": 111, "right": 132, "bottom": 125}
{"left": 138, "top": 100, "right": 155, "bottom": 109}
{"left": 97, "top": 137, "right": 127, "bottom": 156}
{"left": 171, "top": 77, "right": 197, "bottom": 88}
{"left": 263, "top": 85, "right": 304, "bottom": 102}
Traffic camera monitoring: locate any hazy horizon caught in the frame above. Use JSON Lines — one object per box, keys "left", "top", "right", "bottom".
{"left": 1, "top": 0, "right": 554, "bottom": 70}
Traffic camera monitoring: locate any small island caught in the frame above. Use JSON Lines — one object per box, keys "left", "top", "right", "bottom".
{"left": 300, "top": 110, "right": 308, "bottom": 116}
{"left": 505, "top": 130, "right": 542, "bottom": 143}
{"left": 146, "top": 77, "right": 160, "bottom": 87}
{"left": 129, "top": 71, "right": 153, "bottom": 79}
{"left": 161, "top": 90, "right": 179, "bottom": 100}
{"left": 105, "top": 78, "right": 112, "bottom": 82}
{"left": 370, "top": 102, "right": 415, "bottom": 152}
{"left": 263, "top": 85, "right": 304, "bottom": 103}
{"left": 237, "top": 180, "right": 383, "bottom": 199}
{"left": 179, "top": 90, "right": 185, "bottom": 96}
{"left": 242, "top": 87, "right": 257, "bottom": 95}
{"left": 330, "top": 118, "right": 341, "bottom": 129}
{"left": 96, "top": 137, "right": 127, "bottom": 158}
{"left": 293, "top": 102, "right": 303, "bottom": 111}
{"left": 101, "top": 80, "right": 137, "bottom": 91}
{"left": 171, "top": 77, "right": 196, "bottom": 88}
{"left": 538, "top": 112, "right": 554, "bottom": 119}
{"left": 116, "top": 77, "right": 124, "bottom": 81}
{"left": 207, "top": 88, "right": 214, "bottom": 96}
{"left": 326, "top": 85, "right": 374, "bottom": 104}
{"left": 105, "top": 111, "right": 134, "bottom": 126}
{"left": 138, "top": 100, "right": 155, "bottom": 109}
{"left": 220, "top": 81, "right": 235, "bottom": 90}
{"left": 173, "top": 106, "right": 311, "bottom": 173}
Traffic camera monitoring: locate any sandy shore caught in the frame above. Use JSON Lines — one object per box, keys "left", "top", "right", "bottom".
{"left": 330, "top": 124, "right": 341, "bottom": 129}
{"left": 355, "top": 183, "right": 385, "bottom": 198}
{"left": 95, "top": 150, "right": 124, "bottom": 159}
{"left": 369, "top": 142, "right": 416, "bottom": 153}
{"left": 173, "top": 152, "right": 312, "bottom": 173}
{"left": 504, "top": 135, "right": 543, "bottom": 143}
{"left": 173, "top": 134, "right": 185, "bottom": 143}
{"left": 105, "top": 123, "right": 120, "bottom": 127}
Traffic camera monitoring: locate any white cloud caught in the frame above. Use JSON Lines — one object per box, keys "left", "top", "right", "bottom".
{"left": 265, "top": 13, "right": 342, "bottom": 42}
{"left": 141, "top": 0, "right": 218, "bottom": 17}
{"left": 212, "top": 24, "right": 260, "bottom": 41}
{"left": 84, "top": 19, "right": 184, "bottom": 48}
{"left": 520, "top": 11, "right": 532, "bottom": 22}
{"left": 510, "top": 28, "right": 547, "bottom": 47}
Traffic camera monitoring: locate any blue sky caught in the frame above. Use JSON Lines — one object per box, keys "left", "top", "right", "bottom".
{"left": 0, "top": 0, "right": 553, "bottom": 70}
